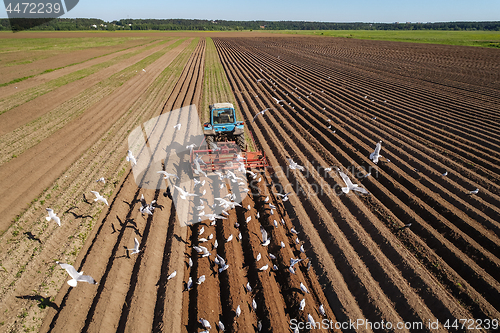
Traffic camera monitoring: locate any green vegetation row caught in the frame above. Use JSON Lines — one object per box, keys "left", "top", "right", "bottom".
{"left": 1, "top": 18, "right": 500, "bottom": 32}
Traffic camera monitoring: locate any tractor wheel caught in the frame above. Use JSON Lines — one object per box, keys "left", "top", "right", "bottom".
{"left": 205, "top": 135, "right": 214, "bottom": 149}
{"left": 236, "top": 133, "right": 246, "bottom": 151}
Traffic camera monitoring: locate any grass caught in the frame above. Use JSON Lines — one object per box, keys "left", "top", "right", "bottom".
{"left": 0, "top": 37, "right": 144, "bottom": 53}
{"left": 202, "top": 37, "right": 255, "bottom": 151}
{"left": 265, "top": 29, "right": 500, "bottom": 48}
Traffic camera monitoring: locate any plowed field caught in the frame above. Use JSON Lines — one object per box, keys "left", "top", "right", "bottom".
{"left": 0, "top": 34, "right": 499, "bottom": 333}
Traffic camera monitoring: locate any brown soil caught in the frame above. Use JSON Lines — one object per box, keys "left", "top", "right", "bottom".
{"left": 0, "top": 34, "right": 498, "bottom": 333}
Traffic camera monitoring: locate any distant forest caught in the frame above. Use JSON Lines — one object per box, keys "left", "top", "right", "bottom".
{"left": 1, "top": 18, "right": 500, "bottom": 32}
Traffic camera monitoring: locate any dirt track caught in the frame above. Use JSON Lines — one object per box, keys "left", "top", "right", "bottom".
{"left": 0, "top": 34, "right": 499, "bottom": 333}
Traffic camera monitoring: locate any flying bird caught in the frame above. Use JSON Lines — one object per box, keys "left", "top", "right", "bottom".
{"left": 217, "top": 254, "right": 229, "bottom": 273}
{"left": 174, "top": 186, "right": 198, "bottom": 200}
{"left": 339, "top": 171, "right": 369, "bottom": 195}
{"left": 275, "top": 191, "right": 292, "bottom": 202}
{"left": 252, "top": 108, "right": 273, "bottom": 122}
{"left": 193, "top": 245, "right": 210, "bottom": 257}
{"left": 128, "top": 237, "right": 140, "bottom": 254}
{"left": 370, "top": 141, "right": 383, "bottom": 164}
{"left": 126, "top": 150, "right": 137, "bottom": 166}
{"left": 173, "top": 123, "right": 181, "bottom": 130}
{"left": 56, "top": 261, "right": 97, "bottom": 287}
{"left": 272, "top": 97, "right": 285, "bottom": 104}
{"left": 45, "top": 208, "right": 61, "bottom": 226}
{"left": 290, "top": 258, "right": 303, "bottom": 267}
{"left": 287, "top": 158, "right": 305, "bottom": 171}
{"left": 90, "top": 191, "right": 109, "bottom": 205}
{"left": 96, "top": 177, "right": 105, "bottom": 184}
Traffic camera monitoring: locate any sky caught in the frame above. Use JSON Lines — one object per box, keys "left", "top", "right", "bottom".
{"left": 1, "top": 0, "right": 499, "bottom": 23}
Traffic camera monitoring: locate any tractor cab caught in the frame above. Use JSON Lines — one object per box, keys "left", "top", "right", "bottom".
{"left": 204, "top": 103, "right": 245, "bottom": 150}
{"left": 212, "top": 107, "right": 235, "bottom": 126}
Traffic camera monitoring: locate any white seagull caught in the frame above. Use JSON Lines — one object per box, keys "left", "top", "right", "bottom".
{"left": 287, "top": 158, "right": 305, "bottom": 171}
{"left": 272, "top": 97, "right": 286, "bottom": 104}
{"left": 217, "top": 254, "right": 229, "bottom": 273}
{"left": 173, "top": 123, "right": 181, "bottom": 130}
{"left": 46, "top": 208, "right": 61, "bottom": 226}
{"left": 56, "top": 261, "right": 97, "bottom": 287}
{"left": 128, "top": 237, "right": 140, "bottom": 254}
{"left": 300, "top": 282, "right": 310, "bottom": 294}
{"left": 260, "top": 226, "right": 270, "bottom": 246}
{"left": 193, "top": 245, "right": 210, "bottom": 257}
{"left": 167, "top": 271, "right": 177, "bottom": 280}
{"left": 174, "top": 186, "right": 198, "bottom": 200}
{"left": 96, "top": 177, "right": 106, "bottom": 184}
{"left": 275, "top": 191, "right": 292, "bottom": 202}
{"left": 199, "top": 318, "right": 211, "bottom": 330}
{"left": 370, "top": 141, "right": 383, "bottom": 164}
{"left": 126, "top": 150, "right": 137, "bottom": 166}
{"left": 339, "top": 171, "right": 369, "bottom": 195}
{"left": 299, "top": 298, "right": 306, "bottom": 311}
{"left": 252, "top": 108, "right": 273, "bottom": 122}
{"left": 469, "top": 188, "right": 479, "bottom": 195}
{"left": 90, "top": 191, "right": 109, "bottom": 205}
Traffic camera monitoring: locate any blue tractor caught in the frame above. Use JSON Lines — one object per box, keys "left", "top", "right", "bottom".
{"left": 203, "top": 103, "right": 246, "bottom": 150}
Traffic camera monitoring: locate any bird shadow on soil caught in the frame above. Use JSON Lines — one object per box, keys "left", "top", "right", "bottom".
{"left": 173, "top": 234, "right": 187, "bottom": 244}
{"left": 82, "top": 193, "right": 92, "bottom": 205}
{"left": 116, "top": 216, "right": 142, "bottom": 237}
{"left": 122, "top": 199, "right": 134, "bottom": 209}
{"left": 23, "top": 231, "right": 41, "bottom": 243}
{"left": 16, "top": 295, "right": 58, "bottom": 310}
{"left": 65, "top": 206, "right": 92, "bottom": 220}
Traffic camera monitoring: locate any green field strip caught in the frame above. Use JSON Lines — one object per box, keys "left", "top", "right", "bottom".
{"left": 202, "top": 37, "right": 255, "bottom": 151}
{"left": 0, "top": 38, "right": 173, "bottom": 115}
{"left": 0, "top": 38, "right": 190, "bottom": 166}
{"left": 0, "top": 38, "right": 202, "bottom": 332}
{"left": 264, "top": 30, "right": 500, "bottom": 48}
{"left": 0, "top": 37, "right": 160, "bottom": 86}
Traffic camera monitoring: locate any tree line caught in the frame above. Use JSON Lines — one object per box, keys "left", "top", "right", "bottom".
{"left": 1, "top": 18, "right": 499, "bottom": 32}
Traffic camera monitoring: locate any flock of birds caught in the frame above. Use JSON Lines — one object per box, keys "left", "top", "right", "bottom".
{"left": 42, "top": 97, "right": 480, "bottom": 330}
